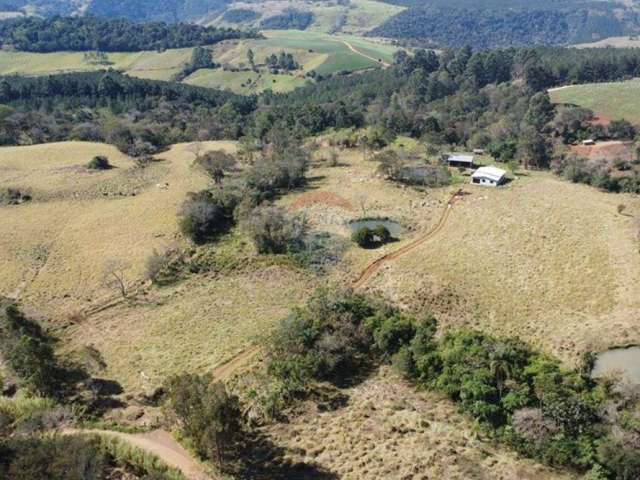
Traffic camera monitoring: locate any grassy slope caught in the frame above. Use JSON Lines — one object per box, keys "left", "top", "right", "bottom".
{"left": 0, "top": 48, "right": 191, "bottom": 79}
{"left": 184, "top": 68, "right": 307, "bottom": 94}
{"left": 208, "top": 0, "right": 404, "bottom": 34}
{"left": 550, "top": 79, "right": 640, "bottom": 124}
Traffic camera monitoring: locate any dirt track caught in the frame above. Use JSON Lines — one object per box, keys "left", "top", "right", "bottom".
{"left": 69, "top": 190, "right": 462, "bottom": 479}
{"left": 351, "top": 189, "right": 463, "bottom": 289}
{"left": 338, "top": 39, "right": 391, "bottom": 68}
{"left": 64, "top": 428, "right": 213, "bottom": 480}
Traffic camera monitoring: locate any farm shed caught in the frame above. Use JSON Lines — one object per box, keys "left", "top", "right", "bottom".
{"left": 471, "top": 166, "right": 507, "bottom": 187}
{"left": 446, "top": 154, "right": 475, "bottom": 168}
{"left": 582, "top": 139, "right": 596, "bottom": 146}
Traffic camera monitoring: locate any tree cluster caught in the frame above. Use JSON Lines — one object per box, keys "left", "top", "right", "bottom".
{"left": 0, "top": 15, "right": 259, "bottom": 53}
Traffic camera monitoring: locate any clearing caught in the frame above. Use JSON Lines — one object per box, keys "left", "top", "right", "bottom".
{"left": 550, "top": 79, "right": 640, "bottom": 124}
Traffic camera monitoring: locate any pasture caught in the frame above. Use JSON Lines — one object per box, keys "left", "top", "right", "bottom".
{"left": 550, "top": 80, "right": 640, "bottom": 124}
{"left": 184, "top": 68, "right": 308, "bottom": 93}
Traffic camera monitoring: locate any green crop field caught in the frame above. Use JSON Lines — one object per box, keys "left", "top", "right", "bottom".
{"left": 549, "top": 80, "right": 640, "bottom": 124}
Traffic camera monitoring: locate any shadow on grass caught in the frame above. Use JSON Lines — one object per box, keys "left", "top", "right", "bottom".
{"left": 237, "top": 430, "right": 338, "bottom": 480}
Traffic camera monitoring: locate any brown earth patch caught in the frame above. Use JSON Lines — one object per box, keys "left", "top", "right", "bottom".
{"left": 570, "top": 140, "right": 635, "bottom": 162}
{"left": 289, "top": 190, "right": 354, "bottom": 212}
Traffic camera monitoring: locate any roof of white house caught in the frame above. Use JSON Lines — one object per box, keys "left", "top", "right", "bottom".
{"left": 472, "top": 166, "right": 507, "bottom": 182}
{"left": 447, "top": 154, "right": 475, "bottom": 163}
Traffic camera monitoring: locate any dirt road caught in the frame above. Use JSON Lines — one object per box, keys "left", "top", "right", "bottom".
{"left": 338, "top": 39, "right": 391, "bottom": 68}
{"left": 351, "top": 189, "right": 463, "bottom": 289}
{"left": 64, "top": 428, "right": 213, "bottom": 480}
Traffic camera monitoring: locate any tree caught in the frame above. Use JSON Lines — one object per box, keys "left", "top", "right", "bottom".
{"left": 178, "top": 189, "right": 238, "bottom": 244}
{"left": 247, "top": 48, "right": 255, "bottom": 70}
{"left": 518, "top": 125, "right": 550, "bottom": 169}
{"left": 103, "top": 259, "right": 131, "bottom": 298}
{"left": 241, "top": 205, "right": 308, "bottom": 254}
{"left": 165, "top": 374, "right": 242, "bottom": 468}
{"left": 195, "top": 150, "right": 237, "bottom": 184}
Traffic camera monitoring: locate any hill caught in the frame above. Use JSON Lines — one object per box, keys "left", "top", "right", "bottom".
{"left": 369, "top": 0, "right": 640, "bottom": 48}
{"left": 0, "top": 0, "right": 403, "bottom": 34}
{"left": 550, "top": 80, "right": 640, "bottom": 125}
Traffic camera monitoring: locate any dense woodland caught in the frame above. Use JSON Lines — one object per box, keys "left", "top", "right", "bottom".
{"left": 370, "top": 1, "right": 640, "bottom": 48}
{"left": 0, "top": 16, "right": 259, "bottom": 52}
{"left": 0, "top": 72, "right": 254, "bottom": 155}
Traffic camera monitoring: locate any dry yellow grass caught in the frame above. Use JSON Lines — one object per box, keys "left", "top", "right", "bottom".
{"left": 263, "top": 367, "right": 576, "bottom": 480}
{"left": 0, "top": 141, "right": 232, "bottom": 315}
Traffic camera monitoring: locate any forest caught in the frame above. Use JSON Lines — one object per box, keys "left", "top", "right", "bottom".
{"left": 0, "top": 16, "right": 259, "bottom": 52}
{"left": 259, "top": 9, "right": 315, "bottom": 30}
{"left": 370, "top": 2, "right": 639, "bottom": 48}
{"left": 0, "top": 72, "right": 254, "bottom": 155}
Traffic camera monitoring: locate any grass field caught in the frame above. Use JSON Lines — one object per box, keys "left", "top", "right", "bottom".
{"left": 549, "top": 80, "right": 640, "bottom": 124}
{"left": 262, "top": 368, "right": 576, "bottom": 479}
{"left": 0, "top": 48, "right": 192, "bottom": 80}
{"left": 573, "top": 36, "right": 640, "bottom": 48}
{"left": 184, "top": 68, "right": 308, "bottom": 93}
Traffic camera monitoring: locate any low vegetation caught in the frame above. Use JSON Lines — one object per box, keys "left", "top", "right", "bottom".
{"left": 86, "top": 155, "right": 112, "bottom": 170}
{"left": 260, "top": 289, "right": 640, "bottom": 479}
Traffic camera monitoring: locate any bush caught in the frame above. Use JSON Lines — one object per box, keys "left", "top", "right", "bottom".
{"left": 195, "top": 150, "right": 237, "bottom": 184}
{"left": 0, "top": 304, "right": 61, "bottom": 398}
{"left": 352, "top": 226, "right": 375, "bottom": 248}
{"left": 0, "top": 187, "right": 31, "bottom": 205}
{"left": 351, "top": 225, "right": 393, "bottom": 248}
{"left": 241, "top": 205, "right": 308, "bottom": 254}
{"left": 86, "top": 156, "right": 111, "bottom": 170}
{"left": 178, "top": 189, "right": 239, "bottom": 244}
{"left": 165, "top": 373, "right": 242, "bottom": 467}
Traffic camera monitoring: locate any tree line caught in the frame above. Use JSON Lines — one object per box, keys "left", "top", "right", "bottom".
{"left": 0, "top": 16, "right": 260, "bottom": 53}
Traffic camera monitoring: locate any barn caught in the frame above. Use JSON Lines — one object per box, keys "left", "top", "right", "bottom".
{"left": 446, "top": 154, "right": 475, "bottom": 168}
{"left": 471, "top": 166, "right": 507, "bottom": 187}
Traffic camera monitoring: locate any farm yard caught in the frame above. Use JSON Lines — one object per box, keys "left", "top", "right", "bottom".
{"left": 550, "top": 79, "right": 640, "bottom": 125}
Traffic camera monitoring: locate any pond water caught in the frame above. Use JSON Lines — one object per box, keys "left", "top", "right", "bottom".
{"left": 591, "top": 347, "right": 640, "bottom": 384}
{"left": 348, "top": 219, "right": 403, "bottom": 238}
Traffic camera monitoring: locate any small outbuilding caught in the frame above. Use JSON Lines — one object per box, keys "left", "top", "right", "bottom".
{"left": 582, "top": 139, "right": 596, "bottom": 146}
{"left": 446, "top": 154, "right": 475, "bottom": 168}
{"left": 473, "top": 148, "right": 485, "bottom": 155}
{"left": 471, "top": 166, "right": 507, "bottom": 187}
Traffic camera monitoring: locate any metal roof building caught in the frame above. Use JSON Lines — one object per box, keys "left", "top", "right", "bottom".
{"left": 447, "top": 154, "right": 475, "bottom": 168}
{"left": 471, "top": 166, "right": 507, "bottom": 187}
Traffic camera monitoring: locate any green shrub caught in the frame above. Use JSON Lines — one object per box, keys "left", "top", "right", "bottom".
{"left": 241, "top": 205, "right": 308, "bottom": 254}
{"left": 165, "top": 373, "right": 242, "bottom": 468}
{"left": 352, "top": 226, "right": 374, "bottom": 248}
{"left": 86, "top": 156, "right": 111, "bottom": 170}
{"left": 178, "top": 189, "right": 239, "bottom": 244}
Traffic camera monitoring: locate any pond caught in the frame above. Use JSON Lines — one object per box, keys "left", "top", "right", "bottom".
{"left": 347, "top": 219, "right": 403, "bottom": 238}
{"left": 591, "top": 347, "right": 640, "bottom": 384}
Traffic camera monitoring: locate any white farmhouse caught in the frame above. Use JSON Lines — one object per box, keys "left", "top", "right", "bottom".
{"left": 471, "top": 166, "right": 507, "bottom": 187}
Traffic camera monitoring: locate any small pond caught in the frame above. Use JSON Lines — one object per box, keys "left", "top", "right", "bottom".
{"left": 591, "top": 347, "right": 640, "bottom": 384}
{"left": 348, "top": 219, "right": 403, "bottom": 238}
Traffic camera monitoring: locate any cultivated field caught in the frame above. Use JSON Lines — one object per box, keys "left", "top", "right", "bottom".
{"left": 550, "top": 80, "right": 640, "bottom": 124}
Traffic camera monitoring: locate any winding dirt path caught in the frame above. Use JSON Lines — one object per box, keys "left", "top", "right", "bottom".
{"left": 351, "top": 189, "right": 463, "bottom": 289}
